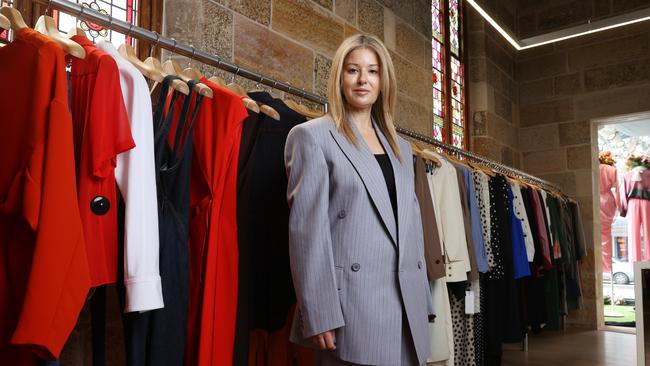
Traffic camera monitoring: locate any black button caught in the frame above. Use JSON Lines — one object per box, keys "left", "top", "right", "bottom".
{"left": 351, "top": 263, "right": 361, "bottom": 272}
{"left": 90, "top": 196, "right": 110, "bottom": 216}
{"left": 338, "top": 210, "right": 347, "bottom": 219}
{"left": 435, "top": 259, "right": 441, "bottom": 264}
{"left": 418, "top": 261, "right": 422, "bottom": 269}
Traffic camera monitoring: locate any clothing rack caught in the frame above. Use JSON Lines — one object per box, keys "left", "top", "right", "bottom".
{"left": 35, "top": 0, "right": 329, "bottom": 107}
{"left": 397, "top": 127, "right": 562, "bottom": 192}
{"left": 37, "top": 0, "right": 562, "bottom": 195}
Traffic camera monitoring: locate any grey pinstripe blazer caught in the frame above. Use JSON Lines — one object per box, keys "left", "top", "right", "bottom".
{"left": 284, "top": 115, "right": 434, "bottom": 365}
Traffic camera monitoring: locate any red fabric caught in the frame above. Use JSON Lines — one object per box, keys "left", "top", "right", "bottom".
{"left": 185, "top": 79, "right": 247, "bottom": 366}
{"left": 0, "top": 29, "right": 90, "bottom": 364}
{"left": 67, "top": 35, "right": 135, "bottom": 287}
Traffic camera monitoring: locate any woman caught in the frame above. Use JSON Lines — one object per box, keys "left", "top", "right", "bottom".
{"left": 284, "top": 34, "right": 433, "bottom": 365}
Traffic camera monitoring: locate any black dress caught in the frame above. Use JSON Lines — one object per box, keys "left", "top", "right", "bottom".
{"left": 120, "top": 76, "right": 203, "bottom": 366}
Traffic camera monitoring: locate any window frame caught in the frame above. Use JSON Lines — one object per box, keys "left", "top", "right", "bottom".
{"left": 11, "top": 0, "right": 162, "bottom": 58}
{"left": 437, "top": 0, "right": 470, "bottom": 150}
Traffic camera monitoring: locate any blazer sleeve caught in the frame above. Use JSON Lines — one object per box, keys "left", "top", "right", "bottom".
{"left": 285, "top": 125, "right": 345, "bottom": 338}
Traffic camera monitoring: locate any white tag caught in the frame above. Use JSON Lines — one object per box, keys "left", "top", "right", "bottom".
{"left": 465, "top": 290, "right": 475, "bottom": 314}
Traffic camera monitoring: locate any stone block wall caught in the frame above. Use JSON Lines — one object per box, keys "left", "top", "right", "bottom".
{"left": 517, "top": 20, "right": 650, "bottom": 328}
{"left": 163, "top": 0, "right": 434, "bottom": 135}
{"left": 467, "top": 8, "right": 520, "bottom": 167}
{"left": 518, "top": 0, "right": 650, "bottom": 38}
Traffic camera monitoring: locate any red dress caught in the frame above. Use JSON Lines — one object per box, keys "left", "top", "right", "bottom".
{"left": 185, "top": 78, "right": 247, "bottom": 366}
{"left": 67, "top": 35, "right": 135, "bottom": 286}
{"left": 0, "top": 29, "right": 90, "bottom": 364}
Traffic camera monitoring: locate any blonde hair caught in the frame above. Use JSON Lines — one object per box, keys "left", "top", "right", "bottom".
{"left": 327, "top": 34, "right": 402, "bottom": 161}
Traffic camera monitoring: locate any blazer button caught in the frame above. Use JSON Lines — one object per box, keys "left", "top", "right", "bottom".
{"left": 90, "top": 196, "right": 110, "bottom": 216}
{"left": 435, "top": 259, "right": 441, "bottom": 264}
{"left": 351, "top": 263, "right": 361, "bottom": 272}
{"left": 418, "top": 261, "right": 422, "bottom": 269}
{"left": 338, "top": 210, "right": 347, "bottom": 219}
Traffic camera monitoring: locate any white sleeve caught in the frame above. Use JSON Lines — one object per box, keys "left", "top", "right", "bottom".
{"left": 111, "top": 52, "right": 163, "bottom": 312}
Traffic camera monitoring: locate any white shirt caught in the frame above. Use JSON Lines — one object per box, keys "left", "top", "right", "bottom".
{"left": 510, "top": 182, "right": 535, "bottom": 262}
{"left": 425, "top": 150, "right": 471, "bottom": 282}
{"left": 97, "top": 41, "right": 163, "bottom": 312}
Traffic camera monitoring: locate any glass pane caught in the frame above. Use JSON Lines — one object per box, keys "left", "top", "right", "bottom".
{"left": 433, "top": 86, "right": 443, "bottom": 118}
{"left": 0, "top": 0, "right": 14, "bottom": 44}
{"left": 432, "top": 39, "right": 443, "bottom": 72}
{"left": 53, "top": 0, "right": 138, "bottom": 46}
{"left": 433, "top": 117, "right": 445, "bottom": 142}
{"left": 449, "top": 0, "right": 460, "bottom": 56}
{"left": 432, "top": 0, "right": 443, "bottom": 43}
{"left": 452, "top": 124, "right": 464, "bottom": 149}
{"left": 451, "top": 56, "right": 462, "bottom": 86}
{"left": 452, "top": 99, "right": 463, "bottom": 127}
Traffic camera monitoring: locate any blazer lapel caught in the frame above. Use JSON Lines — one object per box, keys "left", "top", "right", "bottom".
{"left": 329, "top": 122, "right": 398, "bottom": 246}
{"left": 374, "top": 122, "right": 408, "bottom": 252}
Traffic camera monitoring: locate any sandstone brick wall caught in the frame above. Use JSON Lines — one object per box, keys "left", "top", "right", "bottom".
{"left": 516, "top": 19, "right": 650, "bottom": 328}
{"left": 467, "top": 8, "right": 520, "bottom": 167}
{"left": 517, "top": 0, "right": 650, "bottom": 38}
{"left": 163, "top": 0, "right": 433, "bottom": 135}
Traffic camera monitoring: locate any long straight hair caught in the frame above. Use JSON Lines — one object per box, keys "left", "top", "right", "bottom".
{"left": 327, "top": 34, "right": 402, "bottom": 161}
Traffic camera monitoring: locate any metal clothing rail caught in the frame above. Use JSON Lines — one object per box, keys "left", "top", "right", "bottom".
{"left": 396, "top": 126, "right": 563, "bottom": 192}
{"left": 35, "top": 0, "right": 329, "bottom": 106}
{"left": 38, "top": 0, "right": 562, "bottom": 194}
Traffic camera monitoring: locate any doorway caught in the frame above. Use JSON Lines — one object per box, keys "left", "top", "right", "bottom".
{"left": 593, "top": 112, "right": 650, "bottom": 330}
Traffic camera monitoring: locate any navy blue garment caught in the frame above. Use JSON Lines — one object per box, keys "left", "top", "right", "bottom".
{"left": 508, "top": 185, "right": 531, "bottom": 279}
{"left": 119, "top": 76, "right": 203, "bottom": 366}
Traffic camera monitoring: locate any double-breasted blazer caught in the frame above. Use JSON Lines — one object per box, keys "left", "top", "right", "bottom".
{"left": 284, "top": 115, "right": 434, "bottom": 365}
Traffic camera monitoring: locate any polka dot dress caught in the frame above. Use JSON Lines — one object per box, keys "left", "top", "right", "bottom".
{"left": 487, "top": 175, "right": 508, "bottom": 280}
{"left": 449, "top": 285, "right": 476, "bottom": 366}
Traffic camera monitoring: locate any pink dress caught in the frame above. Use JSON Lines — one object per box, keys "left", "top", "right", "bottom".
{"left": 599, "top": 164, "right": 618, "bottom": 272}
{"left": 621, "top": 168, "right": 650, "bottom": 262}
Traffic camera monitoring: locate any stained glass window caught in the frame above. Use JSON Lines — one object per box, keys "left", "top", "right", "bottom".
{"left": 449, "top": 0, "right": 460, "bottom": 57}
{"left": 431, "top": 0, "right": 465, "bottom": 148}
{"left": 0, "top": 0, "right": 14, "bottom": 45}
{"left": 54, "top": 0, "right": 138, "bottom": 45}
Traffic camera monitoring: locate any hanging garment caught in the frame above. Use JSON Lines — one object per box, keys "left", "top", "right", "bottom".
{"left": 185, "top": 78, "right": 247, "bottom": 366}
{"left": 621, "top": 168, "right": 650, "bottom": 261}
{"left": 414, "top": 157, "right": 445, "bottom": 281}
{"left": 426, "top": 151, "right": 471, "bottom": 282}
{"left": 122, "top": 77, "right": 201, "bottom": 366}
{"left": 454, "top": 164, "right": 489, "bottom": 274}
{"left": 427, "top": 278, "right": 451, "bottom": 363}
{"left": 449, "top": 285, "right": 476, "bottom": 366}
{"left": 0, "top": 28, "right": 90, "bottom": 365}
{"left": 233, "top": 93, "right": 308, "bottom": 365}
{"left": 96, "top": 41, "right": 163, "bottom": 312}
{"left": 454, "top": 166, "right": 479, "bottom": 281}
{"left": 67, "top": 35, "right": 135, "bottom": 287}
{"left": 510, "top": 182, "right": 535, "bottom": 263}
{"left": 233, "top": 109, "right": 261, "bottom": 366}
{"left": 539, "top": 192, "right": 561, "bottom": 332}
{"left": 569, "top": 201, "right": 588, "bottom": 260}
{"left": 507, "top": 185, "right": 530, "bottom": 279}
{"left": 473, "top": 171, "right": 493, "bottom": 269}
{"left": 599, "top": 164, "right": 618, "bottom": 272}
{"left": 529, "top": 189, "right": 553, "bottom": 270}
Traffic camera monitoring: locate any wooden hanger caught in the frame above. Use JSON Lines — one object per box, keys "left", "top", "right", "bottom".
{"left": 219, "top": 81, "right": 259, "bottom": 113}
{"left": 0, "top": 12, "right": 10, "bottom": 30}
{"left": 35, "top": 15, "right": 86, "bottom": 58}
{"left": 141, "top": 54, "right": 189, "bottom": 95}
{"left": 283, "top": 99, "right": 323, "bottom": 119}
{"left": 163, "top": 59, "right": 213, "bottom": 98}
{"left": 208, "top": 75, "right": 226, "bottom": 87}
{"left": 468, "top": 161, "right": 496, "bottom": 177}
{"left": 0, "top": 6, "right": 27, "bottom": 31}
{"left": 410, "top": 142, "right": 441, "bottom": 167}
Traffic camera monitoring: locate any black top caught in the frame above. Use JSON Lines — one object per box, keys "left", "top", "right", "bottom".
{"left": 374, "top": 153, "right": 397, "bottom": 223}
